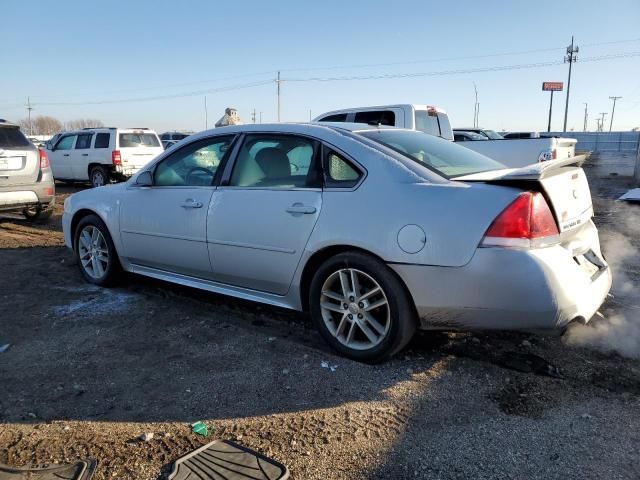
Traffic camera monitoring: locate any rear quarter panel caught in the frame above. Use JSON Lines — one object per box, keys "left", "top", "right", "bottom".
{"left": 306, "top": 165, "right": 520, "bottom": 267}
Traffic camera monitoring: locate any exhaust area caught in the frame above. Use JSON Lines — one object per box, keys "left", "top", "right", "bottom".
{"left": 563, "top": 201, "right": 640, "bottom": 358}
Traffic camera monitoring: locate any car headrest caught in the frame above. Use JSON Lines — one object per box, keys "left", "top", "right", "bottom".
{"left": 255, "top": 147, "right": 290, "bottom": 178}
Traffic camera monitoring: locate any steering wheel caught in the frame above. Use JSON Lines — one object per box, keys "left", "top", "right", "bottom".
{"left": 290, "top": 163, "right": 299, "bottom": 173}
{"left": 185, "top": 167, "right": 214, "bottom": 185}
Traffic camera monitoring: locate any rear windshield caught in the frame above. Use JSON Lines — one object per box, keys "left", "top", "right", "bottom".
{"left": 414, "top": 111, "right": 454, "bottom": 141}
{"left": 0, "top": 126, "right": 31, "bottom": 148}
{"left": 483, "top": 130, "right": 504, "bottom": 140}
{"left": 358, "top": 129, "right": 505, "bottom": 178}
{"left": 119, "top": 133, "right": 160, "bottom": 148}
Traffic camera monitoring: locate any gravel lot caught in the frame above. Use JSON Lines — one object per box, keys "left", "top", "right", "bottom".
{"left": 1, "top": 156, "right": 640, "bottom": 480}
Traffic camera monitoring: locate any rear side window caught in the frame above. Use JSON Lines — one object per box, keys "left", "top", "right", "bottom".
{"left": 0, "top": 127, "right": 31, "bottom": 148}
{"left": 75, "top": 133, "right": 93, "bottom": 149}
{"left": 94, "top": 133, "right": 110, "bottom": 148}
{"left": 324, "top": 149, "right": 361, "bottom": 188}
{"left": 119, "top": 133, "right": 160, "bottom": 148}
{"left": 318, "top": 113, "right": 348, "bottom": 122}
{"left": 354, "top": 110, "right": 395, "bottom": 126}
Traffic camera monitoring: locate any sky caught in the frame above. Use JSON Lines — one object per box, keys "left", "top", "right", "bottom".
{"left": 1, "top": 0, "right": 639, "bottom": 133}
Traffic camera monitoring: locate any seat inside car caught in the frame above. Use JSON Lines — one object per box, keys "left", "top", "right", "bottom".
{"left": 255, "top": 147, "right": 291, "bottom": 179}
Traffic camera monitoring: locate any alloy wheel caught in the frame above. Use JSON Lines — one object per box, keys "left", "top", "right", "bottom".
{"left": 78, "top": 226, "right": 109, "bottom": 279}
{"left": 319, "top": 268, "right": 390, "bottom": 350}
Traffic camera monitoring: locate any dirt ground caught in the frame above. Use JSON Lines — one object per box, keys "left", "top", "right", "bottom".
{"left": 1, "top": 160, "right": 640, "bottom": 480}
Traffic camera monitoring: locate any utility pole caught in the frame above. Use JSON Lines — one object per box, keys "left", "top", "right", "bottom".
{"left": 259, "top": 111, "right": 263, "bottom": 124}
{"left": 276, "top": 71, "right": 282, "bottom": 122}
{"left": 563, "top": 36, "right": 578, "bottom": 132}
{"left": 475, "top": 103, "right": 480, "bottom": 128}
{"left": 608, "top": 96, "right": 622, "bottom": 132}
{"left": 547, "top": 90, "right": 555, "bottom": 132}
{"left": 599, "top": 112, "right": 608, "bottom": 132}
{"left": 204, "top": 96, "right": 208, "bottom": 129}
{"left": 472, "top": 82, "right": 478, "bottom": 127}
{"left": 251, "top": 109, "right": 256, "bottom": 124}
{"left": 582, "top": 103, "right": 588, "bottom": 132}
{"left": 25, "top": 97, "right": 33, "bottom": 136}
{"left": 309, "top": 109, "right": 312, "bottom": 122}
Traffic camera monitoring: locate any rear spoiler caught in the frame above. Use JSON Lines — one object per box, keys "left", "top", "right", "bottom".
{"left": 453, "top": 155, "right": 587, "bottom": 182}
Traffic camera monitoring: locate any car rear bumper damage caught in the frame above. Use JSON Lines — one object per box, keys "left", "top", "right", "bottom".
{"left": 391, "top": 242, "right": 612, "bottom": 332}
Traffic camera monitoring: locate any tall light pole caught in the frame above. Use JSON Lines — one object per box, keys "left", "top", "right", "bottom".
{"left": 472, "top": 82, "right": 478, "bottom": 127}
{"left": 582, "top": 103, "right": 588, "bottom": 132}
{"left": 563, "top": 36, "right": 578, "bottom": 132}
{"left": 608, "top": 96, "right": 622, "bottom": 132}
{"left": 276, "top": 71, "right": 282, "bottom": 122}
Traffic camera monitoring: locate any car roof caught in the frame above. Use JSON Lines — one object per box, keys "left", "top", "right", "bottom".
{"left": 0, "top": 119, "right": 19, "bottom": 128}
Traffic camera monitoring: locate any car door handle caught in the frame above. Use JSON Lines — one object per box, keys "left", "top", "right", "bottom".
{"left": 180, "top": 199, "right": 203, "bottom": 209}
{"left": 286, "top": 204, "right": 317, "bottom": 215}
{"left": 63, "top": 154, "right": 70, "bottom": 157}
{"left": 82, "top": 153, "right": 88, "bottom": 156}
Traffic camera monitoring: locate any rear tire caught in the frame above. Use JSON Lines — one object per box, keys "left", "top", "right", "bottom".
{"left": 23, "top": 205, "right": 53, "bottom": 222}
{"left": 90, "top": 166, "right": 109, "bottom": 188}
{"left": 309, "top": 251, "right": 417, "bottom": 363}
{"left": 74, "top": 214, "right": 121, "bottom": 286}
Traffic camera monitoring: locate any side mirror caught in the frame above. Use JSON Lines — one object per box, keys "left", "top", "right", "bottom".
{"left": 135, "top": 170, "right": 153, "bottom": 187}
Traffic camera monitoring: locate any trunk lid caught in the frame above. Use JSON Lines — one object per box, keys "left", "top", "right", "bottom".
{"left": 455, "top": 155, "right": 593, "bottom": 235}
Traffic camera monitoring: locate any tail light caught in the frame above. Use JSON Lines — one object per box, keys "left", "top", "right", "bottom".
{"left": 38, "top": 149, "right": 49, "bottom": 169}
{"left": 112, "top": 150, "right": 122, "bottom": 165}
{"left": 480, "top": 192, "right": 560, "bottom": 249}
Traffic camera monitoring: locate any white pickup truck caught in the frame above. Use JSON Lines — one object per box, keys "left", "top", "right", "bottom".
{"left": 453, "top": 128, "right": 577, "bottom": 167}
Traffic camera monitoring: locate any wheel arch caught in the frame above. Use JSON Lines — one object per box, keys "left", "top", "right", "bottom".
{"left": 298, "top": 245, "right": 415, "bottom": 314}
{"left": 70, "top": 208, "right": 108, "bottom": 252}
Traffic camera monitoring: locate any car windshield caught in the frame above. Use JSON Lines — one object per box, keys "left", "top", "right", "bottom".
{"left": 358, "top": 129, "right": 505, "bottom": 178}
{"left": 0, "top": 126, "right": 31, "bottom": 148}
{"left": 483, "top": 130, "right": 504, "bottom": 139}
{"left": 119, "top": 133, "right": 160, "bottom": 147}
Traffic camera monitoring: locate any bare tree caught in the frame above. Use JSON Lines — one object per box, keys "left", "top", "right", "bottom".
{"left": 65, "top": 118, "right": 105, "bottom": 130}
{"left": 34, "top": 116, "right": 63, "bottom": 135}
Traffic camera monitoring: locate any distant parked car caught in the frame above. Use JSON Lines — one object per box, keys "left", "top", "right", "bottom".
{"left": 0, "top": 119, "right": 55, "bottom": 221}
{"left": 46, "top": 127, "right": 163, "bottom": 188}
{"left": 62, "top": 123, "right": 610, "bottom": 362}
{"left": 453, "top": 131, "right": 489, "bottom": 142}
{"left": 454, "top": 128, "right": 504, "bottom": 140}
{"left": 162, "top": 140, "right": 178, "bottom": 150}
{"left": 314, "top": 104, "right": 454, "bottom": 140}
{"left": 502, "top": 132, "right": 541, "bottom": 139}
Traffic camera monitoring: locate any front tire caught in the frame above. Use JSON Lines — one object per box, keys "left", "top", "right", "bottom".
{"left": 309, "top": 251, "right": 417, "bottom": 363}
{"left": 74, "top": 214, "right": 121, "bottom": 286}
{"left": 90, "top": 166, "right": 109, "bottom": 188}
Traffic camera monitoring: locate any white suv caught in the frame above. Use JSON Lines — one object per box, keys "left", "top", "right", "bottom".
{"left": 47, "top": 128, "right": 163, "bottom": 187}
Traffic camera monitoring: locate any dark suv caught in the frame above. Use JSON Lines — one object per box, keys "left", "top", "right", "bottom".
{"left": 0, "top": 120, "right": 55, "bottom": 220}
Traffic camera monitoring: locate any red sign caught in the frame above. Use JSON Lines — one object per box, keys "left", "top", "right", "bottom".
{"left": 542, "top": 82, "right": 564, "bottom": 91}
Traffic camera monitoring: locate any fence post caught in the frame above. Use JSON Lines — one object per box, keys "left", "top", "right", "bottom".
{"left": 635, "top": 136, "right": 640, "bottom": 185}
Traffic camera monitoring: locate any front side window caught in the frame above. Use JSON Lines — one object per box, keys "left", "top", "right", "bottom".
{"left": 75, "top": 133, "right": 93, "bottom": 149}
{"left": 119, "top": 133, "right": 160, "bottom": 148}
{"left": 154, "top": 135, "right": 235, "bottom": 187}
{"left": 358, "top": 129, "right": 504, "bottom": 178}
{"left": 55, "top": 135, "right": 76, "bottom": 150}
{"left": 229, "top": 134, "right": 318, "bottom": 189}
{"left": 354, "top": 110, "right": 395, "bottom": 126}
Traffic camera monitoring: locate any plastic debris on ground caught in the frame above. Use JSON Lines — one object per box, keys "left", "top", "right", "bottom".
{"left": 0, "top": 344, "right": 10, "bottom": 353}
{"left": 191, "top": 421, "right": 209, "bottom": 437}
{"left": 320, "top": 360, "right": 338, "bottom": 372}
{"left": 619, "top": 188, "right": 640, "bottom": 202}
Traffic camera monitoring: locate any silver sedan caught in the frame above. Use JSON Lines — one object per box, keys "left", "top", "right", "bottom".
{"left": 62, "top": 123, "right": 611, "bottom": 362}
